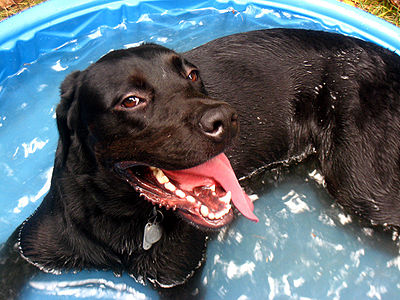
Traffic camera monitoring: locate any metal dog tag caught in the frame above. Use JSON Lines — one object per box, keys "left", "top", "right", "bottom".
{"left": 143, "top": 222, "right": 163, "bottom": 250}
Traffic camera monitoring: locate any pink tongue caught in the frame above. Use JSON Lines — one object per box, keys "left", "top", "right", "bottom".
{"left": 164, "top": 154, "right": 258, "bottom": 222}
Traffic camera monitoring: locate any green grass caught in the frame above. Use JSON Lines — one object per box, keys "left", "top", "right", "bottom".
{"left": 341, "top": 0, "right": 400, "bottom": 26}
{"left": 0, "top": 0, "right": 45, "bottom": 20}
{"left": 1, "top": 0, "right": 399, "bottom": 26}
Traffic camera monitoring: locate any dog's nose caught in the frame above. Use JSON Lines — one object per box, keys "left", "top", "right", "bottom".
{"left": 199, "top": 105, "right": 238, "bottom": 143}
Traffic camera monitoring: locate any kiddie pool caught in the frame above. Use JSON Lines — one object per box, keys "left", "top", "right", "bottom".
{"left": 1, "top": 0, "right": 400, "bottom": 299}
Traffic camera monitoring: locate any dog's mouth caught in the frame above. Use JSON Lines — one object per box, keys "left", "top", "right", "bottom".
{"left": 115, "top": 153, "right": 258, "bottom": 229}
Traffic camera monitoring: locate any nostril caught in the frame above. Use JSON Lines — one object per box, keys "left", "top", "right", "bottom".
{"left": 198, "top": 105, "right": 238, "bottom": 143}
{"left": 231, "top": 112, "right": 238, "bottom": 122}
{"left": 199, "top": 110, "right": 226, "bottom": 140}
{"left": 209, "top": 120, "right": 224, "bottom": 137}
{"left": 231, "top": 113, "right": 238, "bottom": 126}
{"left": 199, "top": 116, "right": 224, "bottom": 136}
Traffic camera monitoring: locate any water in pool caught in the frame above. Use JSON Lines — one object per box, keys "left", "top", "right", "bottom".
{"left": 1, "top": 3, "right": 399, "bottom": 299}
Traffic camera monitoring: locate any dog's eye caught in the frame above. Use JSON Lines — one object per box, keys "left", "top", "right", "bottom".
{"left": 187, "top": 70, "right": 199, "bottom": 82}
{"left": 121, "top": 96, "right": 143, "bottom": 108}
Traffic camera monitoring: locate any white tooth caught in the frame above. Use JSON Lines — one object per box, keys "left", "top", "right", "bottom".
{"left": 210, "top": 185, "right": 216, "bottom": 192}
{"left": 219, "top": 191, "right": 232, "bottom": 204}
{"left": 175, "top": 189, "right": 186, "bottom": 198}
{"left": 149, "top": 166, "right": 157, "bottom": 171}
{"left": 186, "top": 195, "right": 196, "bottom": 203}
{"left": 214, "top": 211, "right": 223, "bottom": 219}
{"left": 164, "top": 182, "right": 176, "bottom": 192}
{"left": 159, "top": 175, "right": 169, "bottom": 184}
{"left": 200, "top": 205, "right": 209, "bottom": 217}
{"left": 208, "top": 212, "right": 215, "bottom": 220}
{"left": 154, "top": 169, "right": 169, "bottom": 184}
{"left": 222, "top": 205, "right": 232, "bottom": 216}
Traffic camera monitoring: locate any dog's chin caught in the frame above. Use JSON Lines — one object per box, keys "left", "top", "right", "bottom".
{"left": 114, "top": 161, "right": 234, "bottom": 229}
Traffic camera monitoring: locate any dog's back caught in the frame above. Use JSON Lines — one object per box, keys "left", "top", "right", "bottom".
{"left": 185, "top": 28, "right": 400, "bottom": 227}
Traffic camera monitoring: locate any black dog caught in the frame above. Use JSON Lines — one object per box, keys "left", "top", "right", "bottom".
{"left": 1, "top": 28, "right": 400, "bottom": 299}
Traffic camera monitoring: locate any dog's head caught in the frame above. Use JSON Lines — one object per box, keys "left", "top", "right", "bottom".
{"left": 56, "top": 44, "right": 256, "bottom": 229}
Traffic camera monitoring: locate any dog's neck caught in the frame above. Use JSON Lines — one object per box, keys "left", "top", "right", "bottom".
{"left": 18, "top": 161, "right": 208, "bottom": 288}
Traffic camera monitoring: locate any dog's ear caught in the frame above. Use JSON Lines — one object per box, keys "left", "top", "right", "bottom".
{"left": 55, "top": 71, "right": 81, "bottom": 167}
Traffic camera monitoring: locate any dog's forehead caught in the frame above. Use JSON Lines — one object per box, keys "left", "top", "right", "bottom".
{"left": 98, "top": 45, "right": 185, "bottom": 70}
{"left": 81, "top": 46, "right": 198, "bottom": 108}
{"left": 87, "top": 47, "right": 190, "bottom": 87}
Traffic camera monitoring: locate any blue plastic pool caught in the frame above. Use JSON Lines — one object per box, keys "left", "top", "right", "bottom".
{"left": 1, "top": 0, "right": 400, "bottom": 299}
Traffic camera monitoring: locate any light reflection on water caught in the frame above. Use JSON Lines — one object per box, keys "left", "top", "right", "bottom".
{"left": 203, "top": 171, "right": 400, "bottom": 299}
{"left": 0, "top": 2, "right": 399, "bottom": 299}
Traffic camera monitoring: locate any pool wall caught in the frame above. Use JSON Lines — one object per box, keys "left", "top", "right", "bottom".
{"left": 1, "top": 0, "right": 400, "bottom": 84}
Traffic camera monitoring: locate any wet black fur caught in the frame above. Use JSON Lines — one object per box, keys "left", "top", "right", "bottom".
{"left": 1, "top": 29, "right": 400, "bottom": 299}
